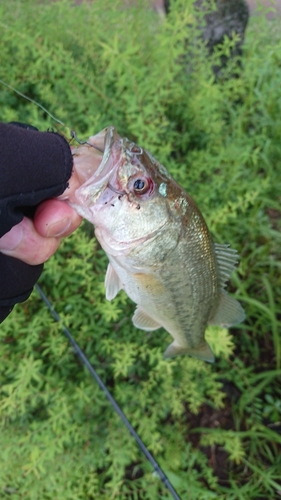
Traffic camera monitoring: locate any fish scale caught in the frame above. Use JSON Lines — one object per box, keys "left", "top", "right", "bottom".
{"left": 156, "top": 224, "right": 217, "bottom": 353}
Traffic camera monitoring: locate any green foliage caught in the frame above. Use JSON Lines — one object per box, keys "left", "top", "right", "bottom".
{"left": 0, "top": 0, "right": 281, "bottom": 498}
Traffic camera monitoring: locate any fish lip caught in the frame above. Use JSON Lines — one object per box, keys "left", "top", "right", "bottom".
{"left": 74, "top": 125, "right": 121, "bottom": 209}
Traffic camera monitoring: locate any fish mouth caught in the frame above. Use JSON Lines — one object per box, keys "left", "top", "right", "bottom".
{"left": 72, "top": 125, "right": 122, "bottom": 212}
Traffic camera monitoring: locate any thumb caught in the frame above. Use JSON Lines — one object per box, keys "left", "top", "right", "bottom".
{"left": 0, "top": 218, "right": 62, "bottom": 265}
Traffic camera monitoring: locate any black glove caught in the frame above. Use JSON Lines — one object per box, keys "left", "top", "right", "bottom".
{"left": 0, "top": 122, "right": 73, "bottom": 322}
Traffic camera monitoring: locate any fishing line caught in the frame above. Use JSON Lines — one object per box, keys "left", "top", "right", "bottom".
{"left": 0, "top": 78, "right": 103, "bottom": 153}
{"left": 0, "top": 78, "right": 66, "bottom": 127}
{"left": 35, "top": 284, "right": 182, "bottom": 500}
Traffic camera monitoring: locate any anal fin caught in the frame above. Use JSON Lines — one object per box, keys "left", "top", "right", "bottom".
{"left": 164, "top": 340, "right": 215, "bottom": 363}
{"left": 132, "top": 306, "right": 161, "bottom": 331}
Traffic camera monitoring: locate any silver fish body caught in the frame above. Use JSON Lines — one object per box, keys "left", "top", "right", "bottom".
{"left": 71, "top": 126, "right": 245, "bottom": 362}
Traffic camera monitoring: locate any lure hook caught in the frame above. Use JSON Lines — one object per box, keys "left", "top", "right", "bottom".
{"left": 71, "top": 130, "right": 104, "bottom": 153}
{"left": 107, "top": 183, "right": 126, "bottom": 196}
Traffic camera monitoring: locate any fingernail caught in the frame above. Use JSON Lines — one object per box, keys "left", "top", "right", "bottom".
{"left": 0, "top": 225, "right": 23, "bottom": 250}
{"left": 46, "top": 217, "right": 72, "bottom": 237}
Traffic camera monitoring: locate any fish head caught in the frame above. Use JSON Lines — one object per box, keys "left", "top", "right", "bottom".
{"left": 71, "top": 126, "right": 182, "bottom": 259}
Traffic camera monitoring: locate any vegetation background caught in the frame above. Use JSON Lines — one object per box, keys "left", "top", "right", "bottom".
{"left": 0, "top": 0, "right": 280, "bottom": 498}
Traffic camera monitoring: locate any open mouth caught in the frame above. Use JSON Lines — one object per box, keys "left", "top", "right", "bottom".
{"left": 73, "top": 126, "right": 122, "bottom": 207}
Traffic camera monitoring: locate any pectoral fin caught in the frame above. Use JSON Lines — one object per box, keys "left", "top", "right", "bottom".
{"left": 164, "top": 340, "right": 215, "bottom": 363}
{"left": 209, "top": 291, "right": 245, "bottom": 327}
{"left": 105, "top": 263, "right": 122, "bottom": 300}
{"left": 132, "top": 306, "right": 161, "bottom": 331}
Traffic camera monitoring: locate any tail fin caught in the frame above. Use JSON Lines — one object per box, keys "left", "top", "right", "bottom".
{"left": 164, "top": 340, "right": 215, "bottom": 363}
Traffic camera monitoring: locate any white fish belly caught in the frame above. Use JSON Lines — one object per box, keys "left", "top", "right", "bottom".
{"left": 110, "top": 248, "right": 216, "bottom": 350}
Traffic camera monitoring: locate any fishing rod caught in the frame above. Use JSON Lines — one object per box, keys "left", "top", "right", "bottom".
{"left": 35, "top": 284, "right": 182, "bottom": 500}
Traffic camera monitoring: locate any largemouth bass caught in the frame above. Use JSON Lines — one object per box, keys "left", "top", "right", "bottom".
{"left": 69, "top": 126, "right": 245, "bottom": 362}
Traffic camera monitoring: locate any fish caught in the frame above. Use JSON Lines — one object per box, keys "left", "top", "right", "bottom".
{"left": 69, "top": 126, "right": 245, "bottom": 363}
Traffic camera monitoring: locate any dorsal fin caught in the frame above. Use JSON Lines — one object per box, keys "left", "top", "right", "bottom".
{"left": 215, "top": 243, "right": 239, "bottom": 289}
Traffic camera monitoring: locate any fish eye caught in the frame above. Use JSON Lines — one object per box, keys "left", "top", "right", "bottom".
{"left": 133, "top": 178, "right": 149, "bottom": 194}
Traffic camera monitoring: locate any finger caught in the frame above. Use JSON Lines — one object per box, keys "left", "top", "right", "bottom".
{"left": 34, "top": 199, "right": 82, "bottom": 238}
{"left": 0, "top": 217, "right": 62, "bottom": 265}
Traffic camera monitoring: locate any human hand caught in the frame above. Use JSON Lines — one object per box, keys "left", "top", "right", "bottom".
{"left": 0, "top": 171, "right": 82, "bottom": 265}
